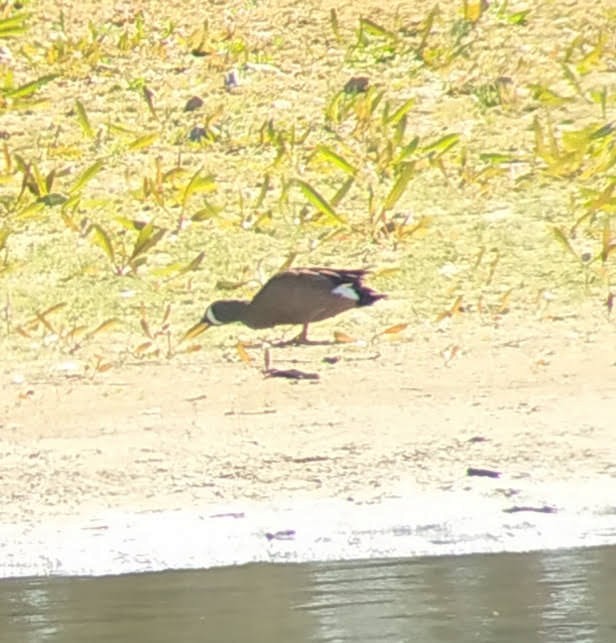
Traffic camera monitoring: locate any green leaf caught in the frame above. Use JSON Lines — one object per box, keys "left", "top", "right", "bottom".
{"left": 90, "top": 224, "right": 115, "bottom": 265}
{"left": 253, "top": 174, "right": 271, "bottom": 210}
{"left": 182, "top": 167, "right": 216, "bottom": 209}
{"left": 590, "top": 88, "right": 607, "bottom": 118}
{"left": 576, "top": 32, "right": 606, "bottom": 75}
{"left": 75, "top": 99, "right": 94, "bottom": 138}
{"left": 5, "top": 74, "right": 58, "bottom": 99}
{"left": 182, "top": 251, "right": 205, "bottom": 273}
{"left": 44, "top": 169, "right": 56, "bottom": 194}
{"left": 28, "top": 162, "right": 46, "bottom": 196}
{"left": 392, "top": 114, "right": 407, "bottom": 148}
{"left": 331, "top": 176, "right": 355, "bottom": 208}
{"left": 329, "top": 8, "right": 341, "bottom": 42}
{"left": 359, "top": 17, "right": 397, "bottom": 41}
{"left": 191, "top": 199, "right": 221, "bottom": 221}
{"left": 590, "top": 123, "right": 615, "bottom": 140}
{"left": 60, "top": 192, "right": 80, "bottom": 213}
{"left": 479, "top": 153, "right": 515, "bottom": 164}
{"left": 583, "top": 180, "right": 616, "bottom": 212}
{"left": 115, "top": 216, "right": 142, "bottom": 231}
{"left": 0, "top": 13, "right": 29, "bottom": 38}
{"left": 381, "top": 162, "right": 415, "bottom": 212}
{"left": 602, "top": 218, "right": 616, "bottom": 262}
{"left": 129, "top": 222, "right": 165, "bottom": 262}
{"left": 505, "top": 9, "right": 530, "bottom": 25}
{"left": 551, "top": 226, "right": 581, "bottom": 263}
{"left": 15, "top": 201, "right": 45, "bottom": 219}
{"left": 313, "top": 145, "right": 357, "bottom": 176}
{"left": 561, "top": 126, "right": 593, "bottom": 152}
{"left": 529, "top": 84, "right": 569, "bottom": 107}
{"left": 276, "top": 252, "right": 297, "bottom": 275}
{"left": 560, "top": 63, "right": 585, "bottom": 100}
{"left": 396, "top": 136, "right": 420, "bottom": 164}
{"left": 384, "top": 97, "right": 416, "bottom": 126}
{"left": 421, "top": 133, "right": 460, "bottom": 157}
{"left": 108, "top": 122, "right": 135, "bottom": 136}
{"left": 69, "top": 159, "right": 104, "bottom": 194}
{"left": 418, "top": 6, "right": 438, "bottom": 53}
{"left": 128, "top": 132, "right": 159, "bottom": 150}
{"left": 0, "top": 227, "right": 9, "bottom": 251}
{"left": 533, "top": 116, "right": 549, "bottom": 161}
{"left": 293, "top": 179, "right": 346, "bottom": 225}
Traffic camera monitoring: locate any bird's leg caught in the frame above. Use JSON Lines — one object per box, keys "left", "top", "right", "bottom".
{"left": 296, "top": 323, "right": 309, "bottom": 344}
{"left": 273, "top": 323, "right": 311, "bottom": 346}
{"left": 274, "top": 323, "right": 334, "bottom": 347}
{"left": 290, "top": 323, "right": 331, "bottom": 345}
{"left": 275, "top": 323, "right": 310, "bottom": 346}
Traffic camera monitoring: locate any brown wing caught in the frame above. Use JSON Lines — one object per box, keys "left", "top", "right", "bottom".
{"left": 244, "top": 270, "right": 359, "bottom": 328}
{"left": 289, "top": 268, "right": 385, "bottom": 307}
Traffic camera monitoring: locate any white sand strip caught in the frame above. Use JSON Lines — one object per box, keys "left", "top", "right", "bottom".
{"left": 1, "top": 479, "right": 615, "bottom": 579}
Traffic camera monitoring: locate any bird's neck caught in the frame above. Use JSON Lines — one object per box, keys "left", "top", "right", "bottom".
{"left": 204, "top": 300, "right": 250, "bottom": 325}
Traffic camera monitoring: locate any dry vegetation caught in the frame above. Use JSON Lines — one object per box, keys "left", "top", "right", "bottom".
{"left": 1, "top": 0, "right": 615, "bottom": 372}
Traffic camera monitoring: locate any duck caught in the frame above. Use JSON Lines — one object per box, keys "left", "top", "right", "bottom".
{"left": 198, "top": 267, "right": 385, "bottom": 343}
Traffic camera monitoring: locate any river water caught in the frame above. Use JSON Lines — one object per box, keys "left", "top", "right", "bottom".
{"left": 2, "top": 482, "right": 616, "bottom": 641}
{"left": 2, "top": 545, "right": 615, "bottom": 643}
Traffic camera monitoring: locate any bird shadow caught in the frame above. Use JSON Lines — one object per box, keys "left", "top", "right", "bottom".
{"left": 270, "top": 337, "right": 337, "bottom": 348}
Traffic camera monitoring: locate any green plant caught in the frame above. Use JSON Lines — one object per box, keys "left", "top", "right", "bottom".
{"left": 89, "top": 218, "right": 166, "bottom": 275}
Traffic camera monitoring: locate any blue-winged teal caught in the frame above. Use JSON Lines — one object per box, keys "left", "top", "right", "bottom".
{"left": 201, "top": 267, "right": 385, "bottom": 343}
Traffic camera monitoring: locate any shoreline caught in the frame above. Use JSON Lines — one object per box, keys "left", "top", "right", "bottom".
{"left": 2, "top": 316, "right": 616, "bottom": 578}
{"left": 2, "top": 477, "right": 616, "bottom": 578}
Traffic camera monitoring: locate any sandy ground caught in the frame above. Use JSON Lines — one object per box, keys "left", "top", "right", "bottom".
{"left": 2, "top": 306, "right": 616, "bottom": 534}
{"left": 2, "top": 0, "right": 616, "bottom": 578}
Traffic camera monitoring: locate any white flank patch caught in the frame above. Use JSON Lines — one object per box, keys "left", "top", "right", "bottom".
{"left": 332, "top": 283, "right": 360, "bottom": 301}
{"left": 204, "top": 306, "right": 223, "bottom": 325}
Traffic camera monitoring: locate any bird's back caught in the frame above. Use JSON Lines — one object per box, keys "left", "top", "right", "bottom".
{"left": 243, "top": 268, "right": 382, "bottom": 328}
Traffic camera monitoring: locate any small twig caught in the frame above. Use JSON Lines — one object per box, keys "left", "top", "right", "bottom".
{"left": 503, "top": 505, "right": 557, "bottom": 514}
{"left": 264, "top": 368, "right": 320, "bottom": 380}
{"left": 224, "top": 409, "right": 277, "bottom": 416}
{"left": 467, "top": 467, "right": 501, "bottom": 478}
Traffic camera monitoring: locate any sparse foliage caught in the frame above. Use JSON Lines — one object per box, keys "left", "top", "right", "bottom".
{"left": 1, "top": 1, "right": 614, "bottom": 370}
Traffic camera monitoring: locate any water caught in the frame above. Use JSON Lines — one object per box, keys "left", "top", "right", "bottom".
{"left": 2, "top": 545, "right": 615, "bottom": 643}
